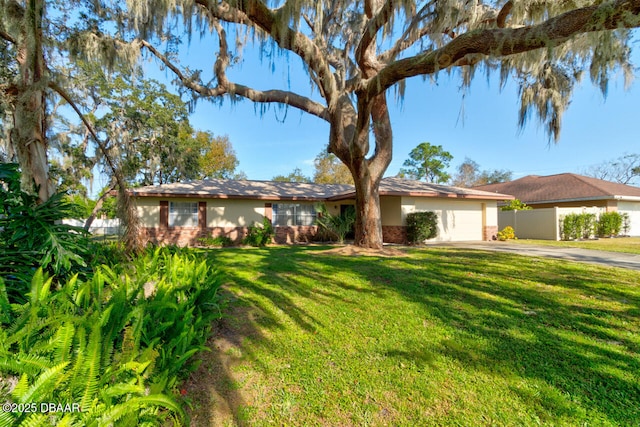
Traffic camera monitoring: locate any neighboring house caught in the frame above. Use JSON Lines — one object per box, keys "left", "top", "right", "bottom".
{"left": 62, "top": 218, "right": 122, "bottom": 236}
{"left": 129, "top": 177, "right": 512, "bottom": 246}
{"left": 475, "top": 173, "right": 640, "bottom": 238}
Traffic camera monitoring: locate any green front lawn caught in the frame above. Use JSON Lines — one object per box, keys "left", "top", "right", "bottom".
{"left": 510, "top": 237, "right": 640, "bottom": 254}
{"left": 185, "top": 246, "right": 640, "bottom": 426}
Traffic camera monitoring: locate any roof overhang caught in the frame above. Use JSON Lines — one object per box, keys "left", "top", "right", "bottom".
{"left": 128, "top": 191, "right": 326, "bottom": 201}
{"left": 328, "top": 190, "right": 514, "bottom": 201}
{"left": 521, "top": 195, "right": 620, "bottom": 205}
{"left": 615, "top": 195, "right": 640, "bottom": 202}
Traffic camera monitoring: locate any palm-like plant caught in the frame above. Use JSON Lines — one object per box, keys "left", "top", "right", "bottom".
{"left": 315, "top": 204, "right": 355, "bottom": 244}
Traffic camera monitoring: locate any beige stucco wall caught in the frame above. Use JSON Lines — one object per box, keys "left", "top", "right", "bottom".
{"left": 136, "top": 196, "right": 501, "bottom": 242}
{"left": 136, "top": 198, "right": 161, "bottom": 227}
{"left": 617, "top": 201, "right": 640, "bottom": 236}
{"left": 401, "top": 197, "right": 495, "bottom": 241}
{"left": 380, "top": 196, "right": 402, "bottom": 226}
{"left": 322, "top": 201, "right": 354, "bottom": 217}
{"left": 499, "top": 208, "right": 560, "bottom": 240}
{"left": 499, "top": 206, "right": 606, "bottom": 240}
{"left": 484, "top": 203, "right": 498, "bottom": 228}
{"left": 136, "top": 198, "right": 328, "bottom": 229}
{"left": 207, "top": 199, "right": 266, "bottom": 227}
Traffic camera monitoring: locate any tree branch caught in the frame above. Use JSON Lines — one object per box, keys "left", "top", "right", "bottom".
{"left": 497, "top": 1, "right": 514, "bottom": 29}
{"left": 366, "top": 0, "right": 640, "bottom": 99}
{"left": 199, "top": 0, "right": 338, "bottom": 107}
{"left": 0, "top": 29, "right": 16, "bottom": 44}
{"left": 139, "top": 38, "right": 330, "bottom": 121}
{"left": 356, "top": 0, "right": 394, "bottom": 72}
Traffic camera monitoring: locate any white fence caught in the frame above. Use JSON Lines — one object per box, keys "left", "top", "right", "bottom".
{"left": 498, "top": 207, "right": 605, "bottom": 240}
{"left": 61, "top": 218, "right": 122, "bottom": 236}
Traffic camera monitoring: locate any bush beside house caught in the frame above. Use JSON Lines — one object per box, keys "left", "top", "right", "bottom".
{"left": 406, "top": 212, "right": 438, "bottom": 244}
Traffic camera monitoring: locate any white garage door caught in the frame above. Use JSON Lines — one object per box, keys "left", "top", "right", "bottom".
{"left": 618, "top": 201, "right": 640, "bottom": 237}
{"left": 412, "top": 199, "right": 483, "bottom": 241}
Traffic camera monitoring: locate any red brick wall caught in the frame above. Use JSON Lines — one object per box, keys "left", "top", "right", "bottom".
{"left": 142, "top": 227, "right": 207, "bottom": 247}
{"left": 382, "top": 226, "right": 407, "bottom": 244}
{"left": 483, "top": 225, "right": 498, "bottom": 241}
{"left": 141, "top": 225, "right": 319, "bottom": 246}
{"left": 208, "top": 227, "right": 250, "bottom": 243}
{"left": 274, "top": 226, "right": 318, "bottom": 244}
{"left": 143, "top": 225, "right": 497, "bottom": 245}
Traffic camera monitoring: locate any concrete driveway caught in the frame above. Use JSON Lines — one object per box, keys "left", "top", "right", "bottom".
{"left": 428, "top": 241, "right": 640, "bottom": 271}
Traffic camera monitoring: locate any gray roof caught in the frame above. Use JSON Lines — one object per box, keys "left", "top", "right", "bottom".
{"left": 329, "top": 177, "right": 514, "bottom": 200}
{"left": 381, "top": 177, "right": 513, "bottom": 199}
{"left": 130, "top": 177, "right": 513, "bottom": 201}
{"left": 129, "top": 179, "right": 352, "bottom": 201}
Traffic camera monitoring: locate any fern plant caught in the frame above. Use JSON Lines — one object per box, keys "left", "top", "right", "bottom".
{"left": 0, "top": 269, "right": 185, "bottom": 426}
{"left": 0, "top": 248, "right": 223, "bottom": 426}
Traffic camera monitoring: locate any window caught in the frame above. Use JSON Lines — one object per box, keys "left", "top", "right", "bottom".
{"left": 272, "top": 203, "right": 316, "bottom": 226}
{"left": 169, "top": 202, "right": 198, "bottom": 227}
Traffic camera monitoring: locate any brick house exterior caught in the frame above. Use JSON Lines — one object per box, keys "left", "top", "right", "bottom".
{"left": 130, "top": 178, "right": 512, "bottom": 246}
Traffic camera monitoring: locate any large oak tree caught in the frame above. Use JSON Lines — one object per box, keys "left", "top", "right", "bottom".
{"left": 104, "top": 1, "right": 640, "bottom": 247}
{"left": 0, "top": 1, "right": 139, "bottom": 200}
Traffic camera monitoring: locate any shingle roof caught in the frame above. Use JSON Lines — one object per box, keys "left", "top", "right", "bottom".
{"left": 474, "top": 173, "right": 640, "bottom": 204}
{"left": 129, "top": 177, "right": 512, "bottom": 201}
{"left": 328, "top": 177, "right": 513, "bottom": 200}
{"left": 129, "top": 179, "right": 352, "bottom": 200}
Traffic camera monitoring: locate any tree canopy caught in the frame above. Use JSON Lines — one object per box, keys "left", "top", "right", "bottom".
{"left": 272, "top": 167, "right": 311, "bottom": 183}
{"left": 313, "top": 146, "right": 354, "bottom": 185}
{"left": 451, "top": 158, "right": 513, "bottom": 187}
{"left": 197, "top": 132, "right": 244, "bottom": 180}
{"left": 126, "top": 0, "right": 640, "bottom": 248}
{"left": 399, "top": 142, "right": 453, "bottom": 183}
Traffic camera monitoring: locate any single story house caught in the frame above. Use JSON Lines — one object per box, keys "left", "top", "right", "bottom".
{"left": 129, "top": 177, "right": 513, "bottom": 246}
{"left": 475, "top": 173, "right": 640, "bottom": 238}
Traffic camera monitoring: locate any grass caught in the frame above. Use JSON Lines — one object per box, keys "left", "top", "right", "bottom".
{"left": 509, "top": 237, "right": 640, "bottom": 254}
{"left": 183, "top": 246, "right": 640, "bottom": 426}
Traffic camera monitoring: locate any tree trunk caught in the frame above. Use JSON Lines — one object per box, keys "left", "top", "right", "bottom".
{"left": 331, "top": 93, "right": 392, "bottom": 250}
{"left": 12, "top": 0, "right": 52, "bottom": 202}
{"left": 352, "top": 169, "right": 384, "bottom": 249}
{"left": 84, "top": 182, "right": 116, "bottom": 231}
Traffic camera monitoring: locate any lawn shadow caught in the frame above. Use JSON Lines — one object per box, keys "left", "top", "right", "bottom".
{"left": 185, "top": 245, "right": 640, "bottom": 425}
{"left": 340, "top": 247, "right": 640, "bottom": 424}
{"left": 183, "top": 246, "right": 351, "bottom": 426}
{"left": 182, "top": 288, "right": 264, "bottom": 427}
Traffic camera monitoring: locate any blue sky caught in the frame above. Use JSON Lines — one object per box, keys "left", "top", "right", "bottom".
{"left": 142, "top": 30, "right": 640, "bottom": 185}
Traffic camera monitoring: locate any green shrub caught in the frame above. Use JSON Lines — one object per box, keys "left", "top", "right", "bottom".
{"left": 315, "top": 204, "right": 355, "bottom": 244}
{"left": 406, "top": 211, "right": 438, "bottom": 244}
{"left": 497, "top": 226, "right": 516, "bottom": 241}
{"left": 0, "top": 248, "right": 223, "bottom": 426}
{"left": 561, "top": 213, "right": 596, "bottom": 240}
{"left": 500, "top": 199, "right": 532, "bottom": 211}
{"left": 597, "top": 211, "right": 623, "bottom": 237}
{"left": 199, "top": 235, "right": 234, "bottom": 247}
{"left": 243, "top": 217, "right": 273, "bottom": 247}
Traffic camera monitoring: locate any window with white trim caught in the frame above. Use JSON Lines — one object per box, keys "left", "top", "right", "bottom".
{"left": 169, "top": 201, "right": 198, "bottom": 227}
{"left": 272, "top": 203, "right": 316, "bottom": 226}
